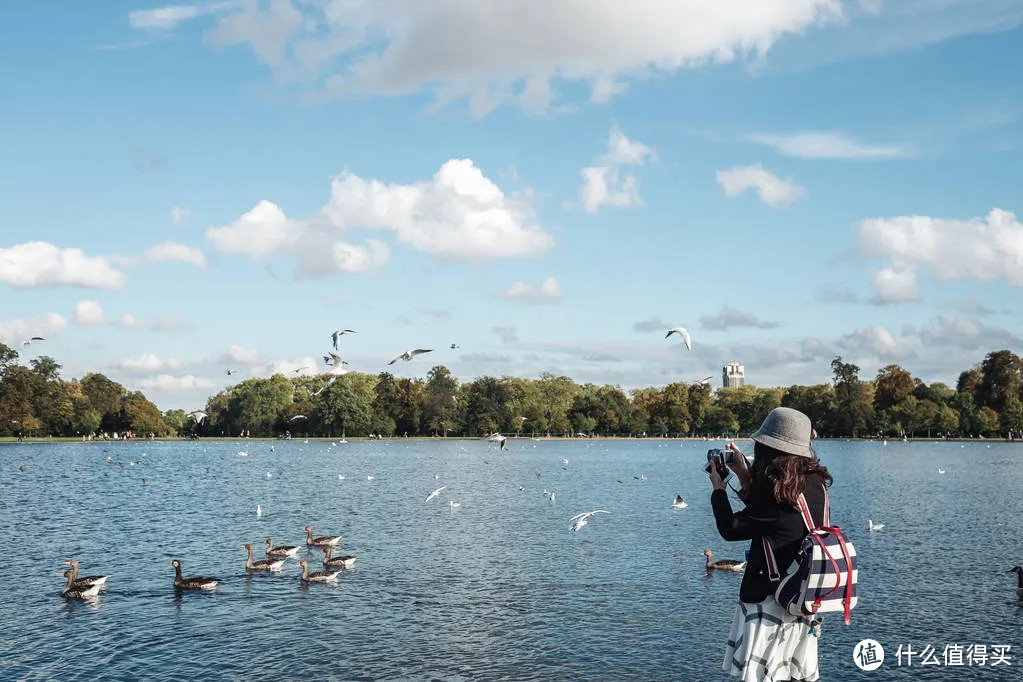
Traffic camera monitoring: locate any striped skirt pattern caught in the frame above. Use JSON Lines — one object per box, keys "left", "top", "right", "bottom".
{"left": 723, "top": 598, "right": 819, "bottom": 682}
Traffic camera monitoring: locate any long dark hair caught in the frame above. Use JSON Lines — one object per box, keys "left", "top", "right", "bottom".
{"left": 751, "top": 441, "right": 833, "bottom": 508}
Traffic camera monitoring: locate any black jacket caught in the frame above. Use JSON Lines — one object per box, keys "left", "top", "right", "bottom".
{"left": 711, "top": 472, "right": 827, "bottom": 603}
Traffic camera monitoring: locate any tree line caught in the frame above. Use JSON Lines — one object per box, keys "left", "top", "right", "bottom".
{"left": 1, "top": 341, "right": 1021, "bottom": 439}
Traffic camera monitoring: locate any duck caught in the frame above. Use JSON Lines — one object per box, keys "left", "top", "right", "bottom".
{"left": 671, "top": 495, "right": 688, "bottom": 509}
{"left": 61, "top": 569, "right": 100, "bottom": 600}
{"left": 699, "top": 550, "right": 746, "bottom": 572}
{"left": 170, "top": 559, "right": 219, "bottom": 590}
{"left": 868, "top": 519, "right": 885, "bottom": 532}
{"left": 242, "top": 543, "right": 285, "bottom": 572}
{"left": 298, "top": 559, "right": 341, "bottom": 583}
{"left": 265, "top": 537, "right": 299, "bottom": 559}
{"left": 304, "top": 526, "right": 340, "bottom": 548}
{"left": 63, "top": 559, "right": 109, "bottom": 590}
{"left": 323, "top": 545, "right": 357, "bottom": 570}
{"left": 1010, "top": 566, "right": 1023, "bottom": 599}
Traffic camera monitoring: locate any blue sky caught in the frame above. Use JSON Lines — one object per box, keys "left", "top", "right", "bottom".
{"left": 2, "top": 0, "right": 1022, "bottom": 410}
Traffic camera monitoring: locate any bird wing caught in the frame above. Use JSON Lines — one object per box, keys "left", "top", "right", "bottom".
{"left": 31, "top": 336, "right": 45, "bottom": 341}
{"left": 679, "top": 328, "right": 692, "bottom": 350}
{"left": 331, "top": 331, "right": 340, "bottom": 349}
{"left": 343, "top": 329, "right": 356, "bottom": 334}
{"left": 410, "top": 349, "right": 433, "bottom": 356}
{"left": 568, "top": 513, "right": 588, "bottom": 522}
{"left": 387, "top": 354, "right": 401, "bottom": 365}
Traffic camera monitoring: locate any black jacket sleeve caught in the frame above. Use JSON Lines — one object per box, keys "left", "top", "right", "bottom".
{"left": 711, "top": 483, "right": 781, "bottom": 541}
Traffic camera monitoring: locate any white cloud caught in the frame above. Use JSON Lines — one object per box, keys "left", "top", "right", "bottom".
{"left": 869, "top": 268, "right": 921, "bottom": 304}
{"left": 207, "top": 159, "right": 552, "bottom": 275}
{"left": 74, "top": 300, "right": 106, "bottom": 326}
{"left": 716, "top": 164, "right": 806, "bottom": 206}
{"left": 0, "top": 313, "right": 69, "bottom": 347}
{"left": 0, "top": 242, "right": 127, "bottom": 289}
{"left": 119, "top": 313, "right": 138, "bottom": 327}
{"left": 170, "top": 206, "right": 192, "bottom": 223}
{"left": 498, "top": 276, "right": 563, "bottom": 303}
{"left": 836, "top": 325, "right": 913, "bottom": 362}
{"left": 116, "top": 353, "right": 186, "bottom": 372}
{"left": 919, "top": 313, "right": 1023, "bottom": 351}
{"left": 747, "top": 130, "right": 906, "bottom": 159}
{"left": 130, "top": 2, "right": 239, "bottom": 31}
{"left": 579, "top": 127, "right": 654, "bottom": 213}
{"left": 491, "top": 326, "right": 519, "bottom": 343}
{"left": 858, "top": 208, "right": 1023, "bottom": 286}
{"left": 200, "top": 0, "right": 843, "bottom": 114}
{"left": 221, "top": 344, "right": 260, "bottom": 365}
{"left": 700, "top": 306, "right": 779, "bottom": 330}
{"left": 144, "top": 242, "right": 208, "bottom": 268}
{"left": 138, "top": 374, "right": 215, "bottom": 391}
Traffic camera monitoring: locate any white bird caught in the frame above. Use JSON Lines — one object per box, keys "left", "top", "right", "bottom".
{"left": 288, "top": 415, "right": 307, "bottom": 424}
{"left": 388, "top": 348, "right": 433, "bottom": 365}
{"left": 366, "top": 475, "right": 375, "bottom": 481}
{"left": 256, "top": 505, "right": 262, "bottom": 517}
{"left": 449, "top": 501, "right": 460, "bottom": 509}
{"left": 238, "top": 451, "right": 248, "bottom": 457}
{"left": 266, "top": 472, "right": 272, "bottom": 479}
{"left": 665, "top": 327, "right": 692, "bottom": 351}
{"left": 313, "top": 376, "right": 337, "bottom": 396}
{"left": 671, "top": 495, "right": 688, "bottom": 509}
{"left": 450, "top": 343, "right": 459, "bottom": 349}
{"left": 188, "top": 410, "right": 207, "bottom": 423}
{"left": 938, "top": 468, "right": 946, "bottom": 475}
{"left": 338, "top": 475, "right": 345, "bottom": 480}
{"left": 486, "top": 433, "right": 508, "bottom": 450}
{"left": 225, "top": 369, "right": 236, "bottom": 375}
{"left": 331, "top": 328, "right": 357, "bottom": 351}
{"left": 561, "top": 458, "right": 569, "bottom": 466}
{"left": 22, "top": 336, "right": 45, "bottom": 346}
{"left": 433, "top": 474, "right": 440, "bottom": 480}
{"left": 425, "top": 486, "right": 447, "bottom": 503}
{"left": 570, "top": 510, "right": 610, "bottom": 532}
{"left": 868, "top": 519, "right": 885, "bottom": 532}
{"left": 697, "top": 376, "right": 713, "bottom": 385}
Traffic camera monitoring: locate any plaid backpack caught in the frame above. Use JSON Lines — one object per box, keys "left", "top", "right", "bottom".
{"left": 762, "top": 485, "right": 858, "bottom": 625}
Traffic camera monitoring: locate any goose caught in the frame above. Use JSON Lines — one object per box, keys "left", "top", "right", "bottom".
{"left": 63, "top": 559, "right": 109, "bottom": 590}
{"left": 569, "top": 510, "right": 609, "bottom": 531}
{"left": 265, "top": 537, "right": 299, "bottom": 559}
{"left": 699, "top": 550, "right": 746, "bottom": 572}
{"left": 170, "top": 559, "right": 219, "bottom": 590}
{"left": 304, "top": 526, "right": 340, "bottom": 548}
{"left": 298, "top": 559, "right": 341, "bottom": 583}
{"left": 868, "top": 519, "right": 885, "bottom": 532}
{"left": 242, "top": 543, "right": 285, "bottom": 572}
{"left": 1010, "top": 566, "right": 1023, "bottom": 599}
{"left": 61, "top": 569, "right": 100, "bottom": 600}
{"left": 671, "top": 495, "right": 688, "bottom": 509}
{"left": 323, "top": 545, "right": 357, "bottom": 570}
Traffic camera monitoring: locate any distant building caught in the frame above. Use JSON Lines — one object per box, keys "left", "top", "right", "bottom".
{"left": 723, "top": 362, "right": 745, "bottom": 388}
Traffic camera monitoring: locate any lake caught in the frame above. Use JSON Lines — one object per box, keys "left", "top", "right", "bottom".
{"left": 1, "top": 439, "right": 1021, "bottom": 680}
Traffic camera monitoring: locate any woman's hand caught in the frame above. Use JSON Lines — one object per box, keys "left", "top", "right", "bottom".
{"left": 725, "top": 441, "right": 751, "bottom": 491}
{"left": 708, "top": 461, "right": 725, "bottom": 491}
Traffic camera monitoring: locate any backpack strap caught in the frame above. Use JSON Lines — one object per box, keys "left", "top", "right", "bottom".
{"left": 761, "top": 483, "right": 828, "bottom": 582}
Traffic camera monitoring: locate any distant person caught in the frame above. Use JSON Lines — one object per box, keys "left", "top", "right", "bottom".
{"left": 707, "top": 407, "right": 831, "bottom": 682}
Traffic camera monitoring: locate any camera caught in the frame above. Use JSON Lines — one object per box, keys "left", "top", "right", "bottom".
{"left": 703, "top": 447, "right": 748, "bottom": 477}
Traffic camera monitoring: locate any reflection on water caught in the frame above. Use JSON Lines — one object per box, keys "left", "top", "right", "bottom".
{"left": 1, "top": 439, "right": 1021, "bottom": 680}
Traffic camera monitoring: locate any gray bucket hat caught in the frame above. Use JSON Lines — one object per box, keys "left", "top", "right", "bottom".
{"left": 750, "top": 407, "right": 814, "bottom": 458}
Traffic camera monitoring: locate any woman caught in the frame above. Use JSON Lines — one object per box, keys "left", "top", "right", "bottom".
{"left": 708, "top": 407, "right": 832, "bottom": 682}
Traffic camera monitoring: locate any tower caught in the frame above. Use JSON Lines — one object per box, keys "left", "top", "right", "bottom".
{"left": 723, "top": 361, "right": 745, "bottom": 388}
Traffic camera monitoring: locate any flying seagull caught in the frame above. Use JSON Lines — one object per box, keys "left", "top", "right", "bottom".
{"left": 331, "top": 329, "right": 357, "bottom": 351}
{"left": 696, "top": 376, "right": 713, "bottom": 385}
{"left": 22, "top": 336, "right": 45, "bottom": 346}
{"left": 323, "top": 353, "right": 350, "bottom": 376}
{"left": 312, "top": 376, "right": 337, "bottom": 396}
{"left": 486, "top": 433, "right": 508, "bottom": 450}
{"left": 288, "top": 415, "right": 308, "bottom": 423}
{"left": 293, "top": 367, "right": 309, "bottom": 373}
{"left": 225, "top": 369, "right": 236, "bottom": 376}
{"left": 665, "top": 327, "right": 692, "bottom": 351}
{"left": 570, "top": 510, "right": 609, "bottom": 532}
{"left": 388, "top": 348, "right": 433, "bottom": 365}
{"left": 188, "top": 410, "right": 207, "bottom": 424}
{"left": 425, "top": 486, "right": 447, "bottom": 503}
{"left": 450, "top": 343, "right": 459, "bottom": 349}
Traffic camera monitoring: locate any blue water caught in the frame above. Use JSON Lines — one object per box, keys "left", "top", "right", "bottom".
{"left": 1, "top": 439, "right": 1021, "bottom": 680}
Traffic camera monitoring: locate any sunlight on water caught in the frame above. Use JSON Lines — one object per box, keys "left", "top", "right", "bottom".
{"left": 1, "top": 439, "right": 1021, "bottom": 680}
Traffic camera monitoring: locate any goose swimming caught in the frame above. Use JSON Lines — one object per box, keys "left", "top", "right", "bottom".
{"left": 298, "top": 559, "right": 341, "bottom": 583}
{"left": 170, "top": 559, "right": 219, "bottom": 590}
{"left": 304, "top": 526, "right": 340, "bottom": 548}
{"left": 569, "top": 509, "right": 609, "bottom": 531}
{"left": 265, "top": 537, "right": 299, "bottom": 559}
{"left": 61, "top": 569, "right": 100, "bottom": 600}
{"left": 868, "top": 519, "right": 885, "bottom": 532}
{"left": 699, "top": 550, "right": 745, "bottom": 572}
{"left": 1010, "top": 566, "right": 1023, "bottom": 599}
{"left": 242, "top": 543, "right": 285, "bottom": 572}
{"left": 671, "top": 495, "right": 688, "bottom": 509}
{"left": 323, "top": 545, "right": 357, "bottom": 570}
{"left": 63, "top": 559, "right": 109, "bottom": 590}
{"left": 425, "top": 486, "right": 447, "bottom": 503}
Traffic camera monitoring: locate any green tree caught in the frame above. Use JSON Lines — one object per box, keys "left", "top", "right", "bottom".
{"left": 318, "top": 374, "right": 373, "bottom": 436}
{"left": 463, "top": 376, "right": 508, "bottom": 436}
{"left": 81, "top": 373, "right": 127, "bottom": 431}
{"left": 874, "top": 364, "right": 916, "bottom": 411}
{"left": 957, "top": 367, "right": 982, "bottom": 396}
{"left": 782, "top": 384, "right": 836, "bottom": 435}
{"left": 703, "top": 405, "right": 740, "bottom": 435}
{"left": 123, "top": 391, "right": 165, "bottom": 434}
{"left": 831, "top": 357, "right": 874, "bottom": 436}
{"left": 229, "top": 375, "right": 294, "bottom": 435}
{"left": 1000, "top": 395, "right": 1023, "bottom": 436}
{"left": 978, "top": 350, "right": 1022, "bottom": 413}
{"left": 163, "top": 409, "right": 187, "bottom": 436}
{"left": 422, "top": 366, "right": 460, "bottom": 435}
{"left": 536, "top": 373, "right": 577, "bottom": 436}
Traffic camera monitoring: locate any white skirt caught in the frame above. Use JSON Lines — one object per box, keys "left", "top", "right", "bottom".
{"left": 722, "top": 598, "right": 819, "bottom": 682}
